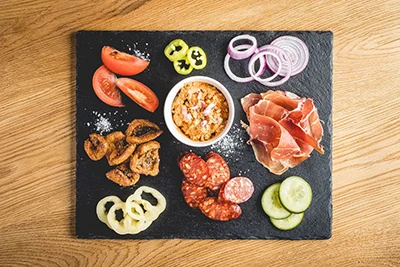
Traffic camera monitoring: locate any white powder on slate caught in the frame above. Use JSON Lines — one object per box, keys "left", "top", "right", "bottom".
{"left": 126, "top": 42, "right": 151, "bottom": 61}
{"left": 86, "top": 110, "right": 129, "bottom": 135}
{"left": 95, "top": 116, "right": 112, "bottom": 134}
{"left": 210, "top": 123, "right": 247, "bottom": 161}
{"left": 237, "top": 168, "right": 251, "bottom": 176}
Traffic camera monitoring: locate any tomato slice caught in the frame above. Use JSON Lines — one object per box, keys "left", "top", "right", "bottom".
{"left": 92, "top": 65, "right": 124, "bottom": 107}
{"left": 115, "top": 78, "right": 159, "bottom": 112}
{"left": 101, "top": 46, "right": 150, "bottom": 76}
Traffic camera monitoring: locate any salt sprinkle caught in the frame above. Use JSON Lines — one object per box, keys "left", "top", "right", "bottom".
{"left": 128, "top": 42, "right": 151, "bottom": 61}
{"left": 210, "top": 123, "right": 247, "bottom": 160}
{"left": 87, "top": 110, "right": 129, "bottom": 135}
{"left": 95, "top": 116, "right": 112, "bottom": 135}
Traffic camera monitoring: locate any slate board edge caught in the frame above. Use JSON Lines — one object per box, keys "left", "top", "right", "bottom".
{"left": 74, "top": 30, "right": 333, "bottom": 240}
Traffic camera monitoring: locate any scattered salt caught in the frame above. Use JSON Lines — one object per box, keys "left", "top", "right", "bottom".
{"left": 86, "top": 110, "right": 129, "bottom": 135}
{"left": 128, "top": 42, "right": 151, "bottom": 61}
{"left": 95, "top": 116, "right": 112, "bottom": 134}
{"left": 210, "top": 123, "right": 247, "bottom": 160}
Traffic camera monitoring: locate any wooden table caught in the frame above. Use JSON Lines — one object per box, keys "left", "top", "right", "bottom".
{"left": 1, "top": 0, "right": 399, "bottom": 265}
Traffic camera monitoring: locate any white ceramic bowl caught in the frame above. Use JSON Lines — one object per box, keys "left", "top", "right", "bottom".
{"left": 164, "top": 76, "right": 235, "bottom": 147}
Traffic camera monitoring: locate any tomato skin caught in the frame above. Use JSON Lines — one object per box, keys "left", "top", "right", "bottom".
{"left": 115, "top": 78, "right": 159, "bottom": 113}
{"left": 92, "top": 65, "right": 124, "bottom": 107}
{"left": 101, "top": 46, "right": 150, "bottom": 76}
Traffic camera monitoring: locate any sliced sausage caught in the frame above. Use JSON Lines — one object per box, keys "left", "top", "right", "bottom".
{"left": 181, "top": 179, "right": 208, "bottom": 209}
{"left": 179, "top": 152, "right": 210, "bottom": 187}
{"left": 204, "top": 152, "right": 230, "bottom": 190}
{"left": 219, "top": 177, "right": 254, "bottom": 204}
{"left": 199, "top": 197, "right": 242, "bottom": 221}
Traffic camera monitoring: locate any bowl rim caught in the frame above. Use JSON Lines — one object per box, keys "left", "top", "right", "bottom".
{"left": 164, "top": 76, "right": 235, "bottom": 147}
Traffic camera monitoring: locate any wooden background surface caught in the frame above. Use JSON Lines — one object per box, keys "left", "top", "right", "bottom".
{"left": 1, "top": 0, "right": 399, "bottom": 266}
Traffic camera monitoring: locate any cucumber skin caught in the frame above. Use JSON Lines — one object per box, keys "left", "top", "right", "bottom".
{"left": 270, "top": 212, "right": 304, "bottom": 231}
{"left": 279, "top": 176, "right": 312, "bottom": 213}
{"left": 261, "top": 183, "right": 291, "bottom": 220}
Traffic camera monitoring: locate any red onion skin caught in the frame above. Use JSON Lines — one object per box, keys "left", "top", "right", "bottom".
{"left": 224, "top": 34, "right": 306, "bottom": 86}
{"left": 248, "top": 48, "right": 292, "bottom": 87}
{"left": 228, "top": 34, "right": 258, "bottom": 60}
{"left": 266, "top": 36, "right": 309, "bottom": 76}
{"left": 224, "top": 44, "right": 266, "bottom": 83}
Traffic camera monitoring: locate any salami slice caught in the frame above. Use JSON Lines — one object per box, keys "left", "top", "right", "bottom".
{"left": 179, "top": 152, "right": 210, "bottom": 187}
{"left": 205, "top": 152, "right": 230, "bottom": 190}
{"left": 219, "top": 177, "right": 254, "bottom": 204}
{"left": 181, "top": 179, "right": 207, "bottom": 209}
{"left": 199, "top": 197, "right": 242, "bottom": 221}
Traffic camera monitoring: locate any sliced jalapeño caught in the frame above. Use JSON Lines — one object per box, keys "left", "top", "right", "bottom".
{"left": 164, "top": 39, "right": 189, "bottom": 62}
{"left": 187, "top": 46, "right": 207, "bottom": 70}
{"left": 173, "top": 57, "right": 193, "bottom": 75}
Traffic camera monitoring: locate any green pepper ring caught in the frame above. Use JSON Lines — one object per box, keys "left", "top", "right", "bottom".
{"left": 187, "top": 46, "right": 207, "bottom": 70}
{"left": 173, "top": 57, "right": 193, "bottom": 75}
{"left": 164, "top": 39, "right": 189, "bottom": 62}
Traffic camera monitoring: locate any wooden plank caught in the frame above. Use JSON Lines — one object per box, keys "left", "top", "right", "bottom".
{"left": 0, "top": 0, "right": 399, "bottom": 265}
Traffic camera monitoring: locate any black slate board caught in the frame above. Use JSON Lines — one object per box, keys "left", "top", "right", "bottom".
{"left": 76, "top": 30, "right": 332, "bottom": 239}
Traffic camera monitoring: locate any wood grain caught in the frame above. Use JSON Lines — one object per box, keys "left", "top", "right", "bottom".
{"left": 0, "top": 0, "right": 399, "bottom": 266}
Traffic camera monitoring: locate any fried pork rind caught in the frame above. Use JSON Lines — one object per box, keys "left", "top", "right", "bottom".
{"left": 106, "top": 131, "right": 125, "bottom": 145}
{"left": 105, "top": 131, "right": 136, "bottom": 166}
{"left": 84, "top": 133, "right": 110, "bottom": 161}
{"left": 106, "top": 164, "right": 140, "bottom": 187}
{"left": 125, "top": 119, "right": 163, "bottom": 145}
{"left": 130, "top": 141, "right": 160, "bottom": 176}
{"left": 107, "top": 144, "right": 136, "bottom": 166}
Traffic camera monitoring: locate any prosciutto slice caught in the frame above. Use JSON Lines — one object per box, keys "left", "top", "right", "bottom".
{"left": 241, "top": 90, "right": 324, "bottom": 175}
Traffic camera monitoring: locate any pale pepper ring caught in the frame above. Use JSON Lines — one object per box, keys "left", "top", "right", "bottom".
{"left": 131, "top": 186, "right": 167, "bottom": 213}
{"left": 125, "top": 199, "right": 146, "bottom": 221}
{"left": 107, "top": 202, "right": 131, "bottom": 235}
{"left": 96, "top": 195, "right": 123, "bottom": 229}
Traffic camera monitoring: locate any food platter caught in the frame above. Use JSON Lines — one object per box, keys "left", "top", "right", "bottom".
{"left": 76, "top": 30, "right": 332, "bottom": 239}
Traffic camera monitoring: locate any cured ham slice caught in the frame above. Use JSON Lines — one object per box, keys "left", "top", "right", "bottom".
{"left": 279, "top": 119, "right": 324, "bottom": 154}
{"left": 241, "top": 93, "right": 262, "bottom": 118}
{"left": 241, "top": 90, "right": 324, "bottom": 175}
{"left": 260, "top": 90, "right": 301, "bottom": 111}
{"left": 252, "top": 100, "right": 288, "bottom": 121}
{"left": 248, "top": 139, "right": 288, "bottom": 175}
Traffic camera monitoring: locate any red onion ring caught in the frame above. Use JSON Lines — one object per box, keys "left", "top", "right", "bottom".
{"left": 227, "top": 34, "right": 258, "bottom": 60}
{"left": 224, "top": 44, "right": 266, "bottom": 83}
{"left": 249, "top": 46, "right": 292, "bottom": 87}
{"left": 249, "top": 49, "right": 282, "bottom": 82}
{"left": 266, "top": 35, "right": 309, "bottom": 76}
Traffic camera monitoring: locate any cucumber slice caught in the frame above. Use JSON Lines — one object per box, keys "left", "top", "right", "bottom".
{"left": 261, "top": 183, "right": 291, "bottom": 219}
{"left": 270, "top": 212, "right": 304, "bottom": 230}
{"left": 279, "top": 176, "right": 312, "bottom": 213}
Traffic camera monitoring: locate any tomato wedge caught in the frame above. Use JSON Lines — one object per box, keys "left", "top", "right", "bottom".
{"left": 92, "top": 65, "right": 124, "bottom": 107}
{"left": 115, "top": 78, "right": 159, "bottom": 112}
{"left": 101, "top": 46, "right": 150, "bottom": 76}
